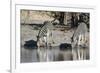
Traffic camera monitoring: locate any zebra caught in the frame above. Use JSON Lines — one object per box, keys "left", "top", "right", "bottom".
{"left": 37, "top": 21, "right": 54, "bottom": 61}
{"left": 37, "top": 21, "right": 54, "bottom": 48}
{"left": 71, "top": 22, "right": 89, "bottom": 60}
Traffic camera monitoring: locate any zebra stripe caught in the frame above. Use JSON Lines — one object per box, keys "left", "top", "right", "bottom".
{"left": 37, "top": 21, "right": 54, "bottom": 38}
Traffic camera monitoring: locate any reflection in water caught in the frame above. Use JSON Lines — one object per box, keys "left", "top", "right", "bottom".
{"left": 21, "top": 46, "right": 89, "bottom": 63}
{"left": 72, "top": 46, "right": 89, "bottom": 60}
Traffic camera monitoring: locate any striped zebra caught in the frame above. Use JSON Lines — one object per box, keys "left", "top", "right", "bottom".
{"left": 71, "top": 22, "right": 89, "bottom": 60}
{"left": 37, "top": 21, "right": 54, "bottom": 61}
{"left": 37, "top": 21, "right": 54, "bottom": 48}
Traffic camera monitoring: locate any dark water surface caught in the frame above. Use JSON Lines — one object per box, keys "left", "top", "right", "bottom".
{"left": 21, "top": 46, "right": 89, "bottom": 63}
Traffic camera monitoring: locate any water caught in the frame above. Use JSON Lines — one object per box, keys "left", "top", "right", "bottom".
{"left": 21, "top": 46, "right": 89, "bottom": 63}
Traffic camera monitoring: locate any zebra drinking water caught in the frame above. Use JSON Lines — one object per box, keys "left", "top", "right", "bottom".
{"left": 37, "top": 21, "right": 54, "bottom": 61}
{"left": 37, "top": 21, "right": 54, "bottom": 48}
{"left": 71, "top": 22, "right": 89, "bottom": 60}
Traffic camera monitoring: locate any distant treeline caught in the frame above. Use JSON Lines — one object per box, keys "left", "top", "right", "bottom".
{"left": 21, "top": 10, "right": 90, "bottom": 29}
